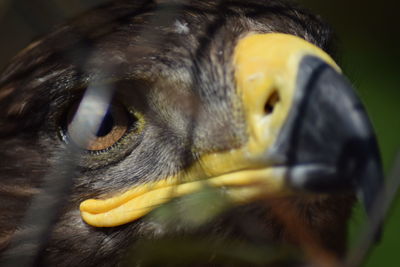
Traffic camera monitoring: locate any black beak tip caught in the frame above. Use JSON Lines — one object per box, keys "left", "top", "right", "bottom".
{"left": 275, "top": 55, "right": 384, "bottom": 223}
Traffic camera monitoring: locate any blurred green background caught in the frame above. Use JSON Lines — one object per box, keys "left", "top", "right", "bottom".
{"left": 0, "top": 0, "right": 399, "bottom": 266}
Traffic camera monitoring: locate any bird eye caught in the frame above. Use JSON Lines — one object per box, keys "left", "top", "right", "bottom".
{"left": 62, "top": 100, "right": 133, "bottom": 152}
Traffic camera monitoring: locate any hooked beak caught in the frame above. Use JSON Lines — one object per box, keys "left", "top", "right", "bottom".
{"left": 273, "top": 55, "right": 383, "bottom": 216}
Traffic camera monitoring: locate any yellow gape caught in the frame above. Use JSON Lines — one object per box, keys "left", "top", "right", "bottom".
{"left": 80, "top": 33, "right": 340, "bottom": 227}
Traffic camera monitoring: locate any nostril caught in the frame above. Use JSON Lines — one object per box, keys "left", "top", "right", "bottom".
{"left": 264, "top": 90, "right": 280, "bottom": 115}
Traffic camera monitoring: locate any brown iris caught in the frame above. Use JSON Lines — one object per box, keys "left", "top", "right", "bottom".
{"left": 65, "top": 101, "right": 130, "bottom": 151}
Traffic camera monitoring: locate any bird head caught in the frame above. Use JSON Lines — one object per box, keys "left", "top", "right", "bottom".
{"left": 0, "top": 0, "right": 382, "bottom": 266}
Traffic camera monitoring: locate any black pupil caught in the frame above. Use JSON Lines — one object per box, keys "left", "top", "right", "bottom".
{"left": 96, "top": 110, "right": 114, "bottom": 137}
